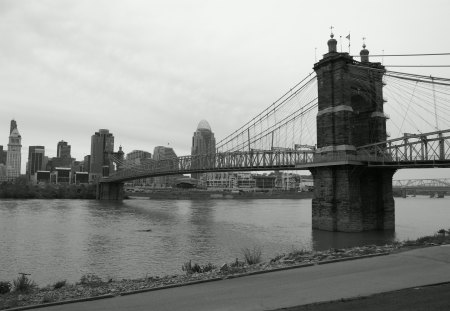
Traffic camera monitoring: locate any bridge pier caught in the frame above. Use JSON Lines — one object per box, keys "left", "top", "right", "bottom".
{"left": 311, "top": 33, "right": 394, "bottom": 232}
{"left": 96, "top": 182, "right": 124, "bottom": 200}
{"left": 311, "top": 166, "right": 395, "bottom": 232}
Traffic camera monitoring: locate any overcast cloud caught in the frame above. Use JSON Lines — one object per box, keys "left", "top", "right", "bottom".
{"left": 1, "top": 0, "right": 449, "bottom": 178}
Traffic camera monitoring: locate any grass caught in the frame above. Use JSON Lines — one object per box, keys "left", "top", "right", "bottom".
{"left": 13, "top": 273, "right": 37, "bottom": 293}
{"left": 242, "top": 246, "right": 262, "bottom": 265}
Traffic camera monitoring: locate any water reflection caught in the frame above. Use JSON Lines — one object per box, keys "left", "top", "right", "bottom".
{"left": 312, "top": 229, "right": 396, "bottom": 251}
{"left": 0, "top": 197, "right": 448, "bottom": 285}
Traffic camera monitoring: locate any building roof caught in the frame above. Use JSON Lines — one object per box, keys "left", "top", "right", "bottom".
{"left": 197, "top": 119, "right": 211, "bottom": 131}
{"left": 9, "top": 128, "right": 21, "bottom": 137}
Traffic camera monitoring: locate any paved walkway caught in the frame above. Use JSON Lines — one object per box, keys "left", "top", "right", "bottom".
{"left": 38, "top": 245, "right": 450, "bottom": 311}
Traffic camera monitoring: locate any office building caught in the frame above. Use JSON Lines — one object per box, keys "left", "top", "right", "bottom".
{"left": 0, "top": 145, "right": 6, "bottom": 165}
{"left": 57, "top": 140, "right": 71, "bottom": 158}
{"left": 90, "top": 129, "right": 114, "bottom": 180}
{"left": 126, "top": 150, "right": 153, "bottom": 186}
{"left": 27, "top": 146, "right": 45, "bottom": 179}
{"left": 152, "top": 146, "right": 178, "bottom": 187}
{"left": 6, "top": 120, "right": 22, "bottom": 180}
{"left": 191, "top": 119, "right": 216, "bottom": 180}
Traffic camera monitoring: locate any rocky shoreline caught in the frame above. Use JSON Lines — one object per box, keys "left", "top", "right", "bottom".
{"left": 1, "top": 237, "right": 448, "bottom": 310}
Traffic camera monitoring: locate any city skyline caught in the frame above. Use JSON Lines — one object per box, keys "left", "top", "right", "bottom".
{"left": 1, "top": 0, "right": 449, "bottom": 179}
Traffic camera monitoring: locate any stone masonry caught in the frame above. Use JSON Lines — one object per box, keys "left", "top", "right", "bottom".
{"left": 311, "top": 34, "right": 395, "bottom": 232}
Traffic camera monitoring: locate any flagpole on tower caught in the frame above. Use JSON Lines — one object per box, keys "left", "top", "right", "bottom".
{"left": 346, "top": 32, "right": 351, "bottom": 54}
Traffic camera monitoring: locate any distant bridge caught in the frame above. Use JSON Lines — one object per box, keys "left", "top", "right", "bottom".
{"left": 393, "top": 178, "right": 450, "bottom": 196}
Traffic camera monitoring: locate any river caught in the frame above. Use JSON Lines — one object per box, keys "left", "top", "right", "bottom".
{"left": 0, "top": 197, "right": 449, "bottom": 285}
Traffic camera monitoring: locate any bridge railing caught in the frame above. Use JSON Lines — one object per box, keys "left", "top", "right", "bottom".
{"left": 106, "top": 150, "right": 317, "bottom": 182}
{"left": 356, "top": 129, "right": 450, "bottom": 164}
{"left": 104, "top": 130, "right": 450, "bottom": 182}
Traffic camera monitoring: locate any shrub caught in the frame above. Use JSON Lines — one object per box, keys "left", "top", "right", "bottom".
{"left": 13, "top": 274, "right": 37, "bottom": 293}
{"left": 79, "top": 274, "right": 103, "bottom": 286}
{"left": 242, "top": 246, "right": 262, "bottom": 265}
{"left": 182, "top": 260, "right": 202, "bottom": 274}
{"left": 201, "top": 263, "right": 216, "bottom": 273}
{"left": 182, "top": 261, "right": 217, "bottom": 275}
{"left": 0, "top": 281, "right": 11, "bottom": 294}
{"left": 230, "top": 258, "right": 245, "bottom": 268}
{"left": 53, "top": 280, "right": 66, "bottom": 289}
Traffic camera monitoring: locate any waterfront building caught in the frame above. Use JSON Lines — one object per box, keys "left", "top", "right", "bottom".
{"left": 74, "top": 171, "right": 89, "bottom": 184}
{"left": 90, "top": 129, "right": 114, "bottom": 181}
{"left": 50, "top": 167, "right": 71, "bottom": 184}
{"left": 27, "top": 146, "right": 45, "bottom": 180}
{"left": 274, "top": 172, "right": 299, "bottom": 190}
{"left": 36, "top": 171, "right": 50, "bottom": 184}
{"left": 204, "top": 172, "right": 256, "bottom": 190}
{"left": 6, "top": 120, "right": 22, "bottom": 180}
{"left": 204, "top": 172, "right": 234, "bottom": 189}
{"left": 191, "top": 120, "right": 216, "bottom": 180}
{"left": 254, "top": 175, "right": 276, "bottom": 189}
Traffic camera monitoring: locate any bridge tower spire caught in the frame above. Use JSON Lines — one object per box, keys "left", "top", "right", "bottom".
{"left": 311, "top": 36, "right": 395, "bottom": 232}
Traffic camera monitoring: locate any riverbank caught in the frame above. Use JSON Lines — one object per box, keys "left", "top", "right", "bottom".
{"left": 1, "top": 231, "right": 449, "bottom": 310}
{"left": 126, "top": 189, "right": 314, "bottom": 200}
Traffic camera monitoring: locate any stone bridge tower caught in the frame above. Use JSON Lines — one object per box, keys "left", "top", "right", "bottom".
{"left": 311, "top": 33, "right": 395, "bottom": 232}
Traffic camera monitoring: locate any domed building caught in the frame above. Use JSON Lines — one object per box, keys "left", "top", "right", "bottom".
{"left": 191, "top": 120, "right": 216, "bottom": 180}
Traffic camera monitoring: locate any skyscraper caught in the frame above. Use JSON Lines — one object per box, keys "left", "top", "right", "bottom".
{"left": 126, "top": 150, "right": 152, "bottom": 186}
{"left": 153, "top": 146, "right": 178, "bottom": 187}
{"left": 57, "top": 140, "right": 71, "bottom": 158}
{"left": 126, "top": 150, "right": 152, "bottom": 163}
{"left": 27, "top": 146, "right": 45, "bottom": 179}
{"left": 6, "top": 120, "right": 22, "bottom": 179}
{"left": 10, "top": 120, "right": 17, "bottom": 135}
{"left": 90, "top": 129, "right": 114, "bottom": 180}
{"left": 191, "top": 120, "right": 216, "bottom": 180}
{"left": 0, "top": 145, "right": 6, "bottom": 165}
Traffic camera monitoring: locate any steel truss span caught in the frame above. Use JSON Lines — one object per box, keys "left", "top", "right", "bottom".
{"left": 103, "top": 129, "right": 450, "bottom": 183}
{"left": 357, "top": 129, "right": 450, "bottom": 168}
{"left": 393, "top": 178, "right": 450, "bottom": 189}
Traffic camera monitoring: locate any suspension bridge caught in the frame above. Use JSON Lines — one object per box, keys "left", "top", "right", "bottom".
{"left": 98, "top": 34, "right": 450, "bottom": 232}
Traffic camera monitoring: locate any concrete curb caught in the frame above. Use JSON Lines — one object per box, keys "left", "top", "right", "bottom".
{"left": 2, "top": 252, "right": 391, "bottom": 311}
{"left": 4, "top": 294, "right": 115, "bottom": 311}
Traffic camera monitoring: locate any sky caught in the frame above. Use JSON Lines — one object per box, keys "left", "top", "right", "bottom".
{"left": 1, "top": 0, "right": 449, "bottom": 179}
